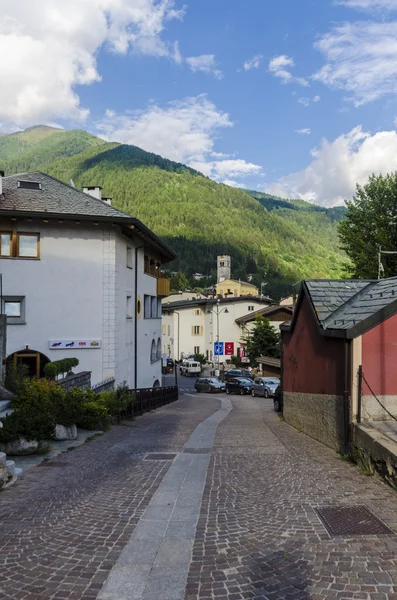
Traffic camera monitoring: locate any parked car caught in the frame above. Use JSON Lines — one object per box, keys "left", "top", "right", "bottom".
{"left": 180, "top": 360, "right": 201, "bottom": 377}
{"left": 225, "top": 377, "right": 253, "bottom": 395}
{"left": 224, "top": 369, "right": 253, "bottom": 381}
{"left": 273, "top": 384, "right": 283, "bottom": 412}
{"left": 194, "top": 377, "right": 226, "bottom": 393}
{"left": 251, "top": 377, "right": 280, "bottom": 398}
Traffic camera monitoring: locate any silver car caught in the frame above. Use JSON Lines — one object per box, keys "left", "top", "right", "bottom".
{"left": 251, "top": 377, "right": 280, "bottom": 398}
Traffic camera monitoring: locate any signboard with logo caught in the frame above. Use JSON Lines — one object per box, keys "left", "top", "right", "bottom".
{"left": 225, "top": 342, "right": 234, "bottom": 356}
{"left": 49, "top": 340, "right": 102, "bottom": 350}
{"left": 214, "top": 341, "right": 224, "bottom": 356}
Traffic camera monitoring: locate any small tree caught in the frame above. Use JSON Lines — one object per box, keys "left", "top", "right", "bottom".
{"left": 242, "top": 316, "right": 280, "bottom": 366}
{"left": 193, "top": 353, "right": 206, "bottom": 365}
{"left": 170, "top": 270, "right": 189, "bottom": 291}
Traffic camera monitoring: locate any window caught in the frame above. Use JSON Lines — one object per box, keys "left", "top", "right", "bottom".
{"left": 168, "top": 325, "right": 170, "bottom": 336}
{"left": 18, "top": 180, "right": 42, "bottom": 190}
{"left": 248, "top": 305, "right": 255, "bottom": 311}
{"left": 156, "top": 338, "right": 161, "bottom": 361}
{"left": 126, "top": 296, "right": 133, "bottom": 319}
{"left": 144, "top": 295, "right": 151, "bottom": 318}
{"left": 126, "top": 247, "right": 133, "bottom": 269}
{"left": 192, "top": 325, "right": 202, "bottom": 336}
{"left": 220, "top": 261, "right": 224, "bottom": 267}
{"left": 194, "top": 309, "right": 201, "bottom": 316}
{"left": 0, "top": 231, "right": 40, "bottom": 258}
{"left": 150, "top": 339, "right": 157, "bottom": 363}
{"left": 2, "top": 296, "right": 25, "bottom": 325}
{"left": 194, "top": 346, "right": 200, "bottom": 354}
{"left": 157, "top": 298, "right": 162, "bottom": 319}
{"left": 162, "top": 325, "right": 166, "bottom": 335}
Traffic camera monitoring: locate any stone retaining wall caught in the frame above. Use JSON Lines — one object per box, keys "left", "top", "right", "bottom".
{"left": 58, "top": 371, "right": 91, "bottom": 393}
{"left": 283, "top": 391, "right": 345, "bottom": 452}
{"left": 92, "top": 378, "right": 115, "bottom": 394}
{"left": 362, "top": 395, "right": 397, "bottom": 421}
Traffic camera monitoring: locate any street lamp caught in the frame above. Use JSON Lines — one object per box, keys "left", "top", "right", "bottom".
{"left": 207, "top": 299, "right": 229, "bottom": 376}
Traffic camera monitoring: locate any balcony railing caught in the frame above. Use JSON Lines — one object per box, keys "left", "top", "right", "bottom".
{"left": 157, "top": 277, "right": 170, "bottom": 297}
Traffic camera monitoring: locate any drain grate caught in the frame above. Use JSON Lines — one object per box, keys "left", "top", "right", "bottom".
{"left": 183, "top": 448, "right": 212, "bottom": 454}
{"left": 144, "top": 453, "right": 177, "bottom": 461}
{"left": 315, "top": 505, "right": 393, "bottom": 537}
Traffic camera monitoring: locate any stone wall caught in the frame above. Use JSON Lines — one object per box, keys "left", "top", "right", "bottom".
{"left": 362, "top": 395, "right": 397, "bottom": 421}
{"left": 0, "top": 315, "right": 6, "bottom": 383}
{"left": 283, "top": 392, "right": 345, "bottom": 452}
{"left": 92, "top": 378, "right": 115, "bottom": 394}
{"left": 58, "top": 371, "right": 91, "bottom": 393}
{"left": 353, "top": 422, "right": 397, "bottom": 489}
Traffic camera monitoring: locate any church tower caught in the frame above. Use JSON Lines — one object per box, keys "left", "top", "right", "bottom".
{"left": 217, "top": 255, "right": 231, "bottom": 283}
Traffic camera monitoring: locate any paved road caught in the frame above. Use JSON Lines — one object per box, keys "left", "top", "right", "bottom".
{"left": 2, "top": 393, "right": 397, "bottom": 599}
{"left": 164, "top": 372, "right": 198, "bottom": 394}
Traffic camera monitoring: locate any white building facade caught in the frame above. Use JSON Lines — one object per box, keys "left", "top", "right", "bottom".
{"left": 0, "top": 172, "right": 174, "bottom": 389}
{"left": 162, "top": 296, "right": 274, "bottom": 363}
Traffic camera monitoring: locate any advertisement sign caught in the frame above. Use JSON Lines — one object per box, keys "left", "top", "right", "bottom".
{"left": 49, "top": 340, "right": 102, "bottom": 350}
{"left": 225, "top": 342, "right": 234, "bottom": 356}
{"left": 214, "top": 341, "right": 224, "bottom": 356}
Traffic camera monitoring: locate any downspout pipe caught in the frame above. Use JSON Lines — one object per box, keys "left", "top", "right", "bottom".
{"left": 134, "top": 245, "right": 145, "bottom": 390}
{"left": 343, "top": 340, "right": 351, "bottom": 454}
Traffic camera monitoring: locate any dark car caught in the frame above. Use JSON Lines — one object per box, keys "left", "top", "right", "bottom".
{"left": 273, "top": 384, "right": 283, "bottom": 412}
{"left": 224, "top": 369, "right": 253, "bottom": 381}
{"left": 225, "top": 377, "right": 253, "bottom": 395}
{"left": 194, "top": 377, "right": 226, "bottom": 393}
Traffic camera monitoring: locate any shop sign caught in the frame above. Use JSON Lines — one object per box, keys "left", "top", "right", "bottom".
{"left": 49, "top": 340, "right": 102, "bottom": 350}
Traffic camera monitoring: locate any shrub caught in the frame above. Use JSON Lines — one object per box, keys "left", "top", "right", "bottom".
{"left": 77, "top": 401, "right": 109, "bottom": 430}
{"left": 43, "top": 362, "right": 58, "bottom": 379}
{"left": 4, "top": 364, "right": 29, "bottom": 394}
{"left": 43, "top": 358, "right": 80, "bottom": 379}
{"left": 0, "top": 404, "right": 55, "bottom": 443}
{"left": 99, "top": 384, "right": 135, "bottom": 420}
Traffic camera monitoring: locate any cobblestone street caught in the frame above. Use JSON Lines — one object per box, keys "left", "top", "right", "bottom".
{"left": 2, "top": 394, "right": 397, "bottom": 599}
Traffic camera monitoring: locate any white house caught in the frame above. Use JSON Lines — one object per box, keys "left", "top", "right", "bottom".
{"left": 0, "top": 171, "right": 174, "bottom": 389}
{"left": 162, "top": 295, "right": 277, "bottom": 364}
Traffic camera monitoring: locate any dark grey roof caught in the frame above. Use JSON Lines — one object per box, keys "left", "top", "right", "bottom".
{"left": 305, "top": 279, "right": 371, "bottom": 324}
{"left": 0, "top": 171, "right": 176, "bottom": 261}
{"left": 1, "top": 172, "right": 133, "bottom": 220}
{"left": 323, "top": 277, "right": 397, "bottom": 331}
{"left": 162, "top": 295, "right": 273, "bottom": 311}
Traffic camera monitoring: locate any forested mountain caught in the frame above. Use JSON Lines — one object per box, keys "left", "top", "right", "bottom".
{"left": 0, "top": 127, "right": 348, "bottom": 298}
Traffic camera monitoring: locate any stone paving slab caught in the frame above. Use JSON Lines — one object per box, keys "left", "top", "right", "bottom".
{"left": 187, "top": 396, "right": 397, "bottom": 600}
{"left": 0, "top": 396, "right": 219, "bottom": 600}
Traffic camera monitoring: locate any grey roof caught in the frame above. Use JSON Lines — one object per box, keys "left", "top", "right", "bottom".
{"left": 305, "top": 279, "right": 371, "bottom": 324}
{"left": 323, "top": 277, "right": 397, "bottom": 331}
{"left": 1, "top": 172, "right": 134, "bottom": 220}
{"left": 235, "top": 304, "right": 293, "bottom": 325}
{"left": 0, "top": 171, "right": 176, "bottom": 261}
{"left": 162, "top": 295, "right": 273, "bottom": 311}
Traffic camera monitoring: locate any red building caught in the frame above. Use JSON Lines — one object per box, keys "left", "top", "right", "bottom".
{"left": 281, "top": 277, "right": 397, "bottom": 451}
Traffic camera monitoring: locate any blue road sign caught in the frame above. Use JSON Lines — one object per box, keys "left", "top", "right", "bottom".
{"left": 214, "top": 341, "right": 224, "bottom": 356}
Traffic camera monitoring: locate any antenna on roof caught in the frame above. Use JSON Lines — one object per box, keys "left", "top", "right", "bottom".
{"left": 70, "top": 179, "right": 76, "bottom": 188}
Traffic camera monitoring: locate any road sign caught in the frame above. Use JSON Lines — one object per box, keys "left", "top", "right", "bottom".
{"left": 214, "top": 341, "right": 224, "bottom": 356}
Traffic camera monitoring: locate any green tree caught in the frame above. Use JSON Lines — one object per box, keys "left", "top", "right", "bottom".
{"left": 339, "top": 173, "right": 397, "bottom": 278}
{"left": 170, "top": 270, "right": 189, "bottom": 291}
{"left": 242, "top": 317, "right": 281, "bottom": 365}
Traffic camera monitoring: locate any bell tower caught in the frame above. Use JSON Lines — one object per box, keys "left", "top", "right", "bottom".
{"left": 217, "top": 255, "right": 231, "bottom": 283}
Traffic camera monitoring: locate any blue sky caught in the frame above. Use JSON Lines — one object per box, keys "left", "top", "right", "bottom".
{"left": 3, "top": 0, "right": 397, "bottom": 206}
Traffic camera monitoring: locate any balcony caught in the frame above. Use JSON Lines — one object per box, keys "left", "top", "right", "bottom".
{"left": 157, "top": 277, "right": 170, "bottom": 297}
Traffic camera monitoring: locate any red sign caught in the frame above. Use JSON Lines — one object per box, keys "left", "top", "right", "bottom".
{"left": 225, "top": 342, "right": 234, "bottom": 356}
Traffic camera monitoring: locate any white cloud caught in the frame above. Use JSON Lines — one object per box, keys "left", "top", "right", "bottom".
{"left": 295, "top": 128, "right": 311, "bottom": 135}
{"left": 0, "top": 0, "right": 184, "bottom": 126}
{"left": 267, "top": 126, "right": 397, "bottom": 206}
{"left": 298, "top": 98, "right": 311, "bottom": 107}
{"left": 268, "top": 55, "right": 309, "bottom": 86}
{"left": 314, "top": 21, "right": 397, "bottom": 105}
{"left": 336, "top": 0, "right": 397, "bottom": 10}
{"left": 186, "top": 54, "right": 223, "bottom": 79}
{"left": 222, "top": 180, "right": 245, "bottom": 188}
{"left": 97, "top": 94, "right": 262, "bottom": 181}
{"left": 313, "top": 95, "right": 321, "bottom": 102}
{"left": 243, "top": 54, "right": 263, "bottom": 71}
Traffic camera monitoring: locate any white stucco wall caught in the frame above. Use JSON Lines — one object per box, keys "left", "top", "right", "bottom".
{"left": 1, "top": 220, "right": 105, "bottom": 383}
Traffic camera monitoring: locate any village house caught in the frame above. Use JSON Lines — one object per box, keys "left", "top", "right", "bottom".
{"left": 0, "top": 171, "right": 174, "bottom": 390}
{"left": 281, "top": 277, "right": 397, "bottom": 453}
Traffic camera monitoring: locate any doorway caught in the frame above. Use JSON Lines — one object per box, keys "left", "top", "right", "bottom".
{"left": 7, "top": 349, "right": 50, "bottom": 378}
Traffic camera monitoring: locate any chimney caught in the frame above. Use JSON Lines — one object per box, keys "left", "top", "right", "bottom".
{"left": 0, "top": 170, "right": 4, "bottom": 196}
{"left": 83, "top": 185, "right": 102, "bottom": 200}
{"left": 102, "top": 197, "right": 112, "bottom": 206}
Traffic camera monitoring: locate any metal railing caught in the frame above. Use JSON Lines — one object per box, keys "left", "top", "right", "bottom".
{"left": 126, "top": 385, "right": 179, "bottom": 418}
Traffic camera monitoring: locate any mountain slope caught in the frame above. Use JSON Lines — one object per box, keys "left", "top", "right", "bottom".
{"left": 0, "top": 127, "right": 347, "bottom": 298}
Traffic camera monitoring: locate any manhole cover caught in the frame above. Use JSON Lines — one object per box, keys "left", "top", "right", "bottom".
{"left": 183, "top": 448, "right": 212, "bottom": 454}
{"left": 144, "top": 453, "right": 177, "bottom": 461}
{"left": 315, "top": 505, "right": 393, "bottom": 536}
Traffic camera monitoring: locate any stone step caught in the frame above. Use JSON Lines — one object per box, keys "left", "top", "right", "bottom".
{"left": 0, "top": 400, "right": 11, "bottom": 412}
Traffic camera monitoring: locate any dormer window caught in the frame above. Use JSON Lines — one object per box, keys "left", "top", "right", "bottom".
{"left": 18, "top": 181, "right": 42, "bottom": 190}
